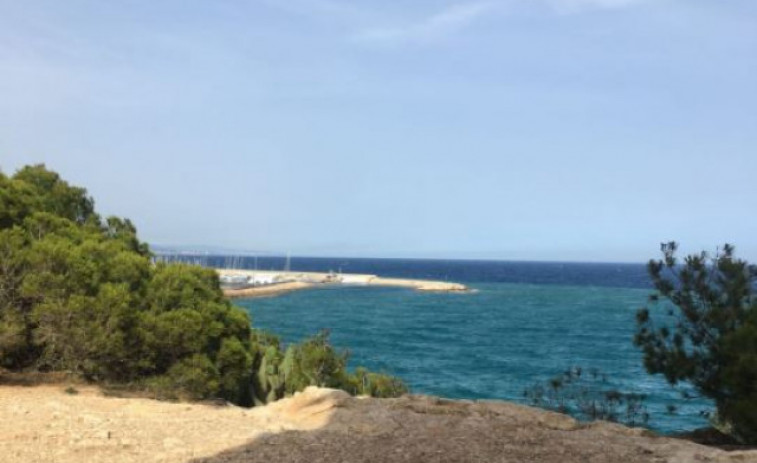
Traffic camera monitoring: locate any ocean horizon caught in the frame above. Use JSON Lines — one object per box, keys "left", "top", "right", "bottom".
{"left": 156, "top": 253, "right": 654, "bottom": 288}
{"left": 163, "top": 254, "right": 712, "bottom": 434}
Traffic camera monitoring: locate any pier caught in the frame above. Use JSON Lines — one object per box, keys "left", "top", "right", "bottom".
{"left": 216, "top": 269, "right": 469, "bottom": 298}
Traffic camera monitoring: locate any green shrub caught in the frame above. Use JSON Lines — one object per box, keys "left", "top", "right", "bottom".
{"left": 249, "top": 330, "right": 408, "bottom": 405}
{"left": 635, "top": 242, "right": 757, "bottom": 442}
{"left": 349, "top": 367, "right": 409, "bottom": 398}
{"left": 0, "top": 164, "right": 408, "bottom": 408}
{"left": 524, "top": 367, "right": 649, "bottom": 427}
{"left": 165, "top": 354, "right": 220, "bottom": 400}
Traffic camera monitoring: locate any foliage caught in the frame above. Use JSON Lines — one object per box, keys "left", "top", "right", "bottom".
{"left": 249, "top": 329, "right": 408, "bottom": 405}
{"left": 347, "top": 366, "right": 410, "bottom": 398}
{"left": 635, "top": 242, "right": 757, "bottom": 442}
{"left": 0, "top": 164, "right": 407, "bottom": 406}
{"left": 523, "top": 367, "right": 649, "bottom": 427}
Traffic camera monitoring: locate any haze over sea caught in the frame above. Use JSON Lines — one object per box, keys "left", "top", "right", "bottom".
{"left": 187, "top": 255, "right": 711, "bottom": 434}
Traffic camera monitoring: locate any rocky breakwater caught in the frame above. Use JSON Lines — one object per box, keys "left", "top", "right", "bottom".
{"left": 216, "top": 269, "right": 469, "bottom": 298}
{"left": 368, "top": 277, "right": 469, "bottom": 292}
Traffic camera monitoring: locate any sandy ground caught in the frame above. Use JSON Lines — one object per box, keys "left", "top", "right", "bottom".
{"left": 2, "top": 384, "right": 755, "bottom": 463}
{"left": 0, "top": 384, "right": 334, "bottom": 463}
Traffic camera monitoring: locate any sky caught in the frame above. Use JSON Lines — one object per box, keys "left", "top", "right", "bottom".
{"left": 1, "top": 0, "right": 755, "bottom": 262}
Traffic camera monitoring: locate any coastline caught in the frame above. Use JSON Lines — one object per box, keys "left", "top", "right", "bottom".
{"left": 217, "top": 269, "right": 468, "bottom": 298}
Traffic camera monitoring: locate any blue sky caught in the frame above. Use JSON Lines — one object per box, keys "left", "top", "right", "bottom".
{"left": 1, "top": 0, "right": 755, "bottom": 262}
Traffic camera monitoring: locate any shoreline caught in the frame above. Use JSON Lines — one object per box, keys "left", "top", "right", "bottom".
{"left": 217, "top": 269, "right": 468, "bottom": 299}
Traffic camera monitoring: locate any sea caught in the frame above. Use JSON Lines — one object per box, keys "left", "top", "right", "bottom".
{"left": 176, "top": 255, "right": 712, "bottom": 433}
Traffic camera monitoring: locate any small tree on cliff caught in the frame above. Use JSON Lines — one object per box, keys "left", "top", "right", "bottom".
{"left": 635, "top": 242, "right": 757, "bottom": 442}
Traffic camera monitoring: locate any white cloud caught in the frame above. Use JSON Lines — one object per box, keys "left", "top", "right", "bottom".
{"left": 355, "top": 2, "right": 497, "bottom": 44}
{"left": 546, "top": 0, "right": 649, "bottom": 13}
{"left": 259, "top": 0, "right": 373, "bottom": 27}
{"left": 352, "top": 0, "right": 650, "bottom": 44}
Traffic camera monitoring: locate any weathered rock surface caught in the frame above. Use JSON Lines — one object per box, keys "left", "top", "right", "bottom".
{"left": 1, "top": 384, "right": 755, "bottom": 463}
{"left": 194, "top": 389, "right": 756, "bottom": 463}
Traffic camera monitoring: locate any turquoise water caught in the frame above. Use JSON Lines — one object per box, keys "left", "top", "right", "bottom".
{"left": 236, "top": 282, "right": 712, "bottom": 433}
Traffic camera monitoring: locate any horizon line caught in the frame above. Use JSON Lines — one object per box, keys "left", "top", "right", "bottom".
{"left": 150, "top": 244, "right": 649, "bottom": 266}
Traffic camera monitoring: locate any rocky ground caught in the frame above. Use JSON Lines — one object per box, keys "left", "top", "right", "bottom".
{"left": 1, "top": 383, "right": 755, "bottom": 463}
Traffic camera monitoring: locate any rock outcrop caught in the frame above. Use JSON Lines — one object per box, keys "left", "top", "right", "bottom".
{"left": 1, "top": 384, "right": 754, "bottom": 463}
{"left": 195, "top": 387, "right": 756, "bottom": 463}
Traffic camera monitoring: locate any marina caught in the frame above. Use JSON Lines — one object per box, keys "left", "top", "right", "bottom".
{"left": 216, "top": 268, "right": 469, "bottom": 298}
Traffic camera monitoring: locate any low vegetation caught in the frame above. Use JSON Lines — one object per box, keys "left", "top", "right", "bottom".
{"left": 528, "top": 243, "right": 757, "bottom": 443}
{"left": 523, "top": 367, "right": 649, "bottom": 427}
{"left": 249, "top": 329, "right": 407, "bottom": 406}
{"left": 0, "top": 164, "right": 406, "bottom": 405}
{"left": 635, "top": 242, "right": 757, "bottom": 443}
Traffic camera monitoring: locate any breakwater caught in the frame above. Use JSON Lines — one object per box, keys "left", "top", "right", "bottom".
{"left": 216, "top": 269, "right": 468, "bottom": 298}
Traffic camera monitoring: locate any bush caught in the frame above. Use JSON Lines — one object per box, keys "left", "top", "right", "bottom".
{"left": 249, "top": 330, "right": 408, "bottom": 405}
{"left": 164, "top": 354, "right": 221, "bottom": 400}
{"left": 524, "top": 367, "right": 649, "bottom": 427}
{"left": 349, "top": 367, "right": 409, "bottom": 398}
{"left": 635, "top": 242, "right": 757, "bottom": 442}
{"left": 0, "top": 164, "right": 408, "bottom": 407}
